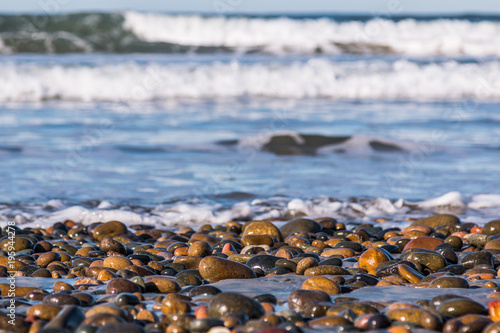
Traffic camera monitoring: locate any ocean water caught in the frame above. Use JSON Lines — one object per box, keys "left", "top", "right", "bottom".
{"left": 1, "top": 12, "right": 500, "bottom": 228}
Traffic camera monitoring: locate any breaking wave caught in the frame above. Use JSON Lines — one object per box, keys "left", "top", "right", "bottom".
{"left": 1, "top": 12, "right": 500, "bottom": 56}
{"left": 1, "top": 59, "right": 500, "bottom": 102}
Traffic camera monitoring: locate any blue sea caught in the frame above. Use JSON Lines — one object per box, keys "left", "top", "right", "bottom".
{"left": 1, "top": 12, "right": 499, "bottom": 228}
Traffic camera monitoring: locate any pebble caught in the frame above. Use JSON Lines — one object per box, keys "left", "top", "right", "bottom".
{"left": 199, "top": 256, "right": 256, "bottom": 282}
{"left": 242, "top": 221, "right": 283, "bottom": 242}
{"left": 483, "top": 219, "right": 500, "bottom": 236}
{"left": 411, "top": 214, "right": 460, "bottom": 228}
{"left": 105, "top": 278, "right": 141, "bottom": 294}
{"left": 92, "top": 221, "right": 128, "bottom": 242}
{"left": 403, "top": 236, "right": 443, "bottom": 250}
{"left": 279, "top": 218, "right": 322, "bottom": 238}
{"left": 103, "top": 256, "right": 134, "bottom": 270}
{"left": 288, "top": 289, "right": 331, "bottom": 317}
{"left": 208, "top": 292, "right": 265, "bottom": 319}
{"left": 429, "top": 276, "right": 469, "bottom": 288}
{"left": 359, "top": 248, "right": 391, "bottom": 273}
{"left": 301, "top": 276, "right": 341, "bottom": 294}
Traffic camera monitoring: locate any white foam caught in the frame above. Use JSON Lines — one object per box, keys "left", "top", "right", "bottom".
{"left": 414, "top": 191, "right": 469, "bottom": 210}
{"left": 124, "top": 13, "right": 500, "bottom": 56}
{"left": 4, "top": 191, "right": 500, "bottom": 230}
{"left": 469, "top": 194, "right": 500, "bottom": 209}
{"left": 2, "top": 59, "right": 500, "bottom": 102}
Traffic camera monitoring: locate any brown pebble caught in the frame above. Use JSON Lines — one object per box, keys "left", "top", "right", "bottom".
{"left": 359, "top": 248, "right": 391, "bottom": 273}
{"left": 296, "top": 257, "right": 318, "bottom": 275}
{"left": 105, "top": 278, "right": 141, "bottom": 294}
{"left": 301, "top": 276, "right": 341, "bottom": 294}
{"left": 103, "top": 256, "right": 133, "bottom": 270}
{"left": 199, "top": 256, "right": 256, "bottom": 283}
{"left": 242, "top": 221, "right": 284, "bottom": 242}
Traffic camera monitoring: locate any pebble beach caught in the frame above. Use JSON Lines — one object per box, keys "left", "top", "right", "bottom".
{"left": 3, "top": 214, "right": 500, "bottom": 332}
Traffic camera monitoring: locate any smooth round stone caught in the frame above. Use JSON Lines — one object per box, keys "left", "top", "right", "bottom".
{"left": 359, "top": 248, "right": 391, "bottom": 273}
{"left": 19, "top": 265, "right": 39, "bottom": 276}
{"left": 319, "top": 258, "right": 342, "bottom": 267}
{"left": 301, "top": 276, "right": 341, "bottom": 295}
{"left": 144, "top": 276, "right": 181, "bottom": 293}
{"left": 105, "top": 278, "right": 141, "bottom": 294}
{"left": 436, "top": 248, "right": 458, "bottom": 264}
{"left": 437, "top": 299, "right": 487, "bottom": 317}
{"left": 190, "top": 318, "right": 225, "bottom": 332}
{"left": 114, "top": 293, "right": 140, "bottom": 307}
{"left": 0, "top": 236, "right": 33, "bottom": 252}
{"left": 93, "top": 221, "right": 128, "bottom": 242}
{"left": 161, "top": 297, "right": 191, "bottom": 315}
{"left": 296, "top": 257, "right": 318, "bottom": 275}
{"left": 254, "top": 294, "right": 277, "bottom": 305}
{"left": 43, "top": 293, "right": 82, "bottom": 306}
{"left": 161, "top": 268, "right": 178, "bottom": 276}
{"left": 398, "top": 264, "right": 424, "bottom": 283}
{"left": 32, "top": 268, "right": 52, "bottom": 277}
{"left": 304, "top": 266, "right": 350, "bottom": 276}
{"left": 386, "top": 309, "right": 442, "bottom": 331}
{"left": 437, "top": 265, "right": 466, "bottom": 276}
{"left": 100, "top": 238, "right": 127, "bottom": 254}
{"left": 275, "top": 259, "right": 297, "bottom": 272}
{"left": 36, "top": 251, "right": 62, "bottom": 268}
{"left": 354, "top": 313, "right": 391, "bottom": 330}
{"left": 351, "top": 274, "right": 379, "bottom": 286}
{"left": 308, "top": 316, "right": 352, "bottom": 327}
{"left": 411, "top": 214, "right": 460, "bottom": 228}
{"left": 165, "top": 263, "right": 187, "bottom": 272}
{"left": 405, "top": 252, "right": 447, "bottom": 272}
{"left": 484, "top": 220, "right": 500, "bottom": 236}
{"left": 188, "top": 241, "right": 212, "bottom": 257}
{"left": 241, "top": 235, "right": 274, "bottom": 247}
{"left": 489, "top": 300, "right": 500, "bottom": 321}
{"left": 173, "top": 256, "right": 203, "bottom": 270}
{"left": 27, "top": 304, "right": 62, "bottom": 321}
{"left": 208, "top": 292, "right": 265, "bottom": 319}
{"left": 189, "top": 285, "right": 222, "bottom": 298}
{"left": 85, "top": 304, "right": 128, "bottom": 320}
{"left": 199, "top": 256, "right": 256, "bottom": 283}
{"left": 279, "top": 218, "right": 322, "bottom": 238}
{"left": 246, "top": 255, "right": 281, "bottom": 276}
{"left": 73, "top": 293, "right": 95, "bottom": 306}
{"left": 429, "top": 276, "right": 469, "bottom": 288}
{"left": 103, "top": 256, "right": 133, "bottom": 270}
{"left": 461, "top": 251, "right": 494, "bottom": 268}
{"left": 44, "top": 305, "right": 85, "bottom": 331}
{"left": 403, "top": 237, "right": 444, "bottom": 251}
{"left": 430, "top": 295, "right": 467, "bottom": 309}
{"left": 485, "top": 239, "right": 500, "bottom": 250}
{"left": 288, "top": 289, "right": 331, "bottom": 317}
{"left": 243, "top": 221, "right": 283, "bottom": 242}
{"left": 333, "top": 241, "right": 363, "bottom": 252}
{"left": 444, "top": 235, "right": 463, "bottom": 249}
{"left": 321, "top": 248, "right": 356, "bottom": 258}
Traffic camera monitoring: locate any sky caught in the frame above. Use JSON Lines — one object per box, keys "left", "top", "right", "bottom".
{"left": 2, "top": 0, "right": 500, "bottom": 14}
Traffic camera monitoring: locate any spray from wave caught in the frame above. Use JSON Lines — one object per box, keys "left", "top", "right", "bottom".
{"left": 1, "top": 59, "right": 499, "bottom": 102}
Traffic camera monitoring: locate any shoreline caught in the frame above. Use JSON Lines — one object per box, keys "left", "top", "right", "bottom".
{"left": 1, "top": 214, "right": 500, "bottom": 332}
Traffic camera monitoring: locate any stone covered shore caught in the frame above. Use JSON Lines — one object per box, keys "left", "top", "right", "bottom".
{"left": 2, "top": 214, "right": 500, "bottom": 333}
